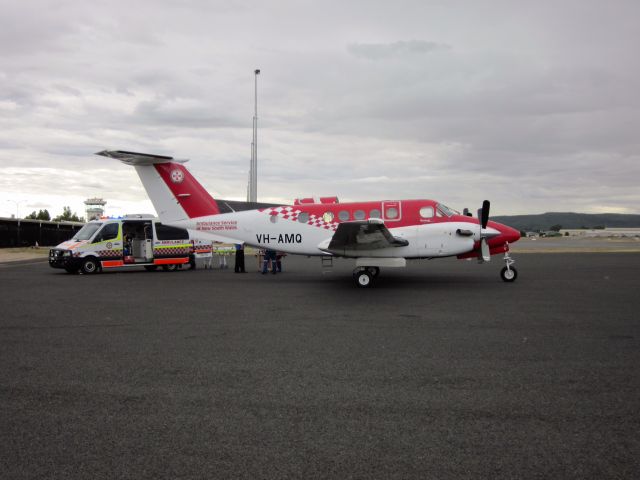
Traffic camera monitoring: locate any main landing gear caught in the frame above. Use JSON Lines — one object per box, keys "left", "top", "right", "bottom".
{"left": 500, "top": 250, "right": 518, "bottom": 282}
{"left": 353, "top": 266, "right": 380, "bottom": 288}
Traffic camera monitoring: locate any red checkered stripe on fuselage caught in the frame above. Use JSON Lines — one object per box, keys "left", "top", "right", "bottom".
{"left": 262, "top": 206, "right": 339, "bottom": 231}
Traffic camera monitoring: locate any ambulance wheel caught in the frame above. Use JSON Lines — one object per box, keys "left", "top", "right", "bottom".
{"left": 81, "top": 257, "right": 100, "bottom": 274}
{"left": 500, "top": 266, "right": 518, "bottom": 282}
{"left": 144, "top": 265, "right": 158, "bottom": 272}
{"left": 354, "top": 270, "right": 373, "bottom": 288}
{"left": 367, "top": 266, "right": 380, "bottom": 277}
{"left": 162, "top": 264, "right": 178, "bottom": 272}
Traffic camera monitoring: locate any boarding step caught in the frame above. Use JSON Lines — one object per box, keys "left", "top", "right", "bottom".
{"left": 321, "top": 256, "right": 333, "bottom": 270}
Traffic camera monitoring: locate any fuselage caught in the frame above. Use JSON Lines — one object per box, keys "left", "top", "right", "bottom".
{"left": 169, "top": 199, "right": 520, "bottom": 258}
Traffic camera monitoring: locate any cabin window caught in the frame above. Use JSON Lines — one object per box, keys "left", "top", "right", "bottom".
{"left": 419, "top": 206, "right": 434, "bottom": 218}
{"left": 322, "top": 211, "right": 334, "bottom": 223}
{"left": 298, "top": 212, "right": 309, "bottom": 223}
{"left": 369, "top": 209, "right": 381, "bottom": 219}
{"left": 338, "top": 210, "right": 350, "bottom": 221}
{"left": 386, "top": 207, "right": 399, "bottom": 219}
{"left": 354, "top": 210, "right": 365, "bottom": 220}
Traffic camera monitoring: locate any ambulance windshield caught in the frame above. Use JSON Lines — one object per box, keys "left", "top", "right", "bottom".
{"left": 73, "top": 223, "right": 102, "bottom": 241}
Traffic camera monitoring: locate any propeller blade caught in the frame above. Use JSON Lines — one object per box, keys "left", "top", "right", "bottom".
{"left": 481, "top": 200, "right": 490, "bottom": 229}
{"left": 479, "top": 237, "right": 490, "bottom": 262}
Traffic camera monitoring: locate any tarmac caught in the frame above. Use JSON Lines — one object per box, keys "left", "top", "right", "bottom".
{"left": 1, "top": 251, "right": 639, "bottom": 479}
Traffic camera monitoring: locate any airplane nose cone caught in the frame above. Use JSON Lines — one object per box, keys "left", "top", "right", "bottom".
{"left": 500, "top": 225, "right": 521, "bottom": 244}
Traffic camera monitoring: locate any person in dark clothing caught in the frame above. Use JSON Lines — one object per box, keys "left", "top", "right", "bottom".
{"left": 234, "top": 243, "right": 246, "bottom": 273}
{"left": 262, "top": 249, "right": 277, "bottom": 274}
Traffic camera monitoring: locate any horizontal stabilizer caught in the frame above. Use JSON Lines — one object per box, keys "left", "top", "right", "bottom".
{"left": 96, "top": 150, "right": 188, "bottom": 166}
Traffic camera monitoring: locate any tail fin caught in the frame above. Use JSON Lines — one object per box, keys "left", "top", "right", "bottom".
{"left": 96, "top": 150, "right": 220, "bottom": 222}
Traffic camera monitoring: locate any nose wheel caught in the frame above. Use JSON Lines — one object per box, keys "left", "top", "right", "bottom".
{"left": 500, "top": 250, "right": 517, "bottom": 282}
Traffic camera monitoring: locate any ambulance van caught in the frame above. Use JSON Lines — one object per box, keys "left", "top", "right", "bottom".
{"left": 49, "top": 215, "right": 196, "bottom": 274}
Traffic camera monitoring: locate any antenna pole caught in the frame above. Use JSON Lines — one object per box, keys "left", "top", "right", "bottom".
{"left": 249, "top": 68, "right": 260, "bottom": 203}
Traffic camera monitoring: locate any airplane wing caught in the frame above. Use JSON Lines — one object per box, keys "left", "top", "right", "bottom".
{"left": 322, "top": 218, "right": 409, "bottom": 253}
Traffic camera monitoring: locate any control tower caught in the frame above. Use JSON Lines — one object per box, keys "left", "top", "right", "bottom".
{"left": 84, "top": 197, "right": 106, "bottom": 220}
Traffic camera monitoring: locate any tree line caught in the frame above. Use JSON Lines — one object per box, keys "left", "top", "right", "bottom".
{"left": 24, "top": 206, "right": 84, "bottom": 222}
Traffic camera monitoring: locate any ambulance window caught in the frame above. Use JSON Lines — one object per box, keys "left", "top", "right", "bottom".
{"left": 420, "top": 206, "right": 434, "bottom": 218}
{"left": 369, "top": 209, "right": 381, "bottom": 219}
{"left": 338, "top": 210, "right": 350, "bottom": 221}
{"left": 298, "top": 212, "right": 309, "bottom": 223}
{"left": 93, "top": 223, "right": 119, "bottom": 243}
{"left": 322, "top": 211, "right": 334, "bottom": 223}
{"left": 354, "top": 210, "right": 365, "bottom": 220}
{"left": 74, "top": 223, "right": 101, "bottom": 241}
{"left": 156, "top": 223, "right": 188, "bottom": 240}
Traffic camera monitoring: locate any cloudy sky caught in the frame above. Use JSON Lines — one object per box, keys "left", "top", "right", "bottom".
{"left": 1, "top": 0, "right": 639, "bottom": 219}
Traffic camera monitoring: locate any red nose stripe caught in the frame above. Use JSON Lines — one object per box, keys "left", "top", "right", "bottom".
{"left": 154, "top": 163, "right": 220, "bottom": 218}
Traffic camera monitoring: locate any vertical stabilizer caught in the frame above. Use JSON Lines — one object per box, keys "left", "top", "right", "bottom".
{"left": 96, "top": 150, "right": 220, "bottom": 222}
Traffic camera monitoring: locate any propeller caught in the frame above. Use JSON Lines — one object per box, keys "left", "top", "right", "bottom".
{"left": 477, "top": 200, "right": 491, "bottom": 263}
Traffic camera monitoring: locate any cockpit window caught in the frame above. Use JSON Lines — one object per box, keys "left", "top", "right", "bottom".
{"left": 436, "top": 203, "right": 458, "bottom": 217}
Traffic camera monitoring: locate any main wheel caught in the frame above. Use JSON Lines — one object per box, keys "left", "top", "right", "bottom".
{"left": 81, "top": 257, "right": 100, "bottom": 274}
{"left": 500, "top": 266, "right": 518, "bottom": 282}
{"left": 367, "top": 266, "right": 380, "bottom": 277}
{"left": 354, "top": 270, "right": 373, "bottom": 288}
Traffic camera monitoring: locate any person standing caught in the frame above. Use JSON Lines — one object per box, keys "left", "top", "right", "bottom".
{"left": 262, "top": 249, "right": 277, "bottom": 274}
{"left": 234, "top": 243, "right": 246, "bottom": 273}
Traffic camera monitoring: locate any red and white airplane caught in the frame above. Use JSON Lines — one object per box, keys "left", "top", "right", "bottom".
{"left": 98, "top": 150, "right": 521, "bottom": 287}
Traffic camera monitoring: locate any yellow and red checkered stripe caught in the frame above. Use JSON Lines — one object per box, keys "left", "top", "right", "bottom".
{"left": 96, "top": 249, "right": 123, "bottom": 258}
{"left": 153, "top": 245, "right": 192, "bottom": 256}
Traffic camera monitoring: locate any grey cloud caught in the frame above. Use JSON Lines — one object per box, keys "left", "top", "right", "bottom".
{"left": 133, "top": 97, "right": 246, "bottom": 128}
{"left": 347, "top": 40, "right": 451, "bottom": 60}
{"left": 1, "top": 0, "right": 640, "bottom": 217}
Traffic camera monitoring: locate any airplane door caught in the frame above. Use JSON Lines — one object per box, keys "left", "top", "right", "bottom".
{"left": 382, "top": 201, "right": 401, "bottom": 222}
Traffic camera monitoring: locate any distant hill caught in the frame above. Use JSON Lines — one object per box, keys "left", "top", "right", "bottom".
{"left": 492, "top": 212, "right": 640, "bottom": 232}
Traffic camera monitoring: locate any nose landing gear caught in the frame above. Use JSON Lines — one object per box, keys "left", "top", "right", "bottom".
{"left": 500, "top": 248, "right": 517, "bottom": 282}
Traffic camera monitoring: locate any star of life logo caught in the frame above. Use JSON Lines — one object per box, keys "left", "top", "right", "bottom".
{"left": 171, "top": 169, "right": 184, "bottom": 183}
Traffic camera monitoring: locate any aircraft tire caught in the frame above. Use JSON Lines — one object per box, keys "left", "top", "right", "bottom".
{"left": 500, "top": 266, "right": 518, "bottom": 282}
{"left": 81, "top": 257, "right": 100, "bottom": 275}
{"left": 354, "top": 270, "right": 373, "bottom": 288}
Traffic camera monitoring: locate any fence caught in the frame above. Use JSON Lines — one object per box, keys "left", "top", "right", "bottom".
{"left": 0, "top": 218, "right": 83, "bottom": 248}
